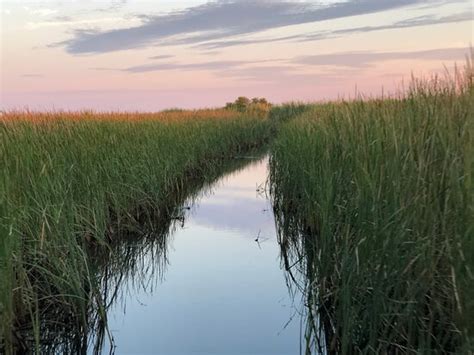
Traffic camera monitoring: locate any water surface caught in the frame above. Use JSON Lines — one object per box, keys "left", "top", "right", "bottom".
{"left": 103, "top": 157, "right": 302, "bottom": 354}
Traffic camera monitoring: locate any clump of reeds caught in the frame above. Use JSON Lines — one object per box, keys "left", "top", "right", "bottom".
{"left": 269, "top": 59, "right": 473, "bottom": 353}
{"left": 0, "top": 109, "right": 272, "bottom": 352}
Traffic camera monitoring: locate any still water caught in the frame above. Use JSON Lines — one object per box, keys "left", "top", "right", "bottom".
{"left": 102, "top": 157, "right": 303, "bottom": 354}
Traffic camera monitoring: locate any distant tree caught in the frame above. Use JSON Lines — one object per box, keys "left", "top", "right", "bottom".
{"left": 224, "top": 96, "right": 271, "bottom": 117}
{"left": 161, "top": 108, "right": 184, "bottom": 113}
{"left": 235, "top": 96, "right": 251, "bottom": 112}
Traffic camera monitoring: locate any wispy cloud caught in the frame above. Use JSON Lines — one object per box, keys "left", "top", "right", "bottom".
{"left": 299, "top": 11, "right": 473, "bottom": 42}
{"left": 93, "top": 59, "right": 275, "bottom": 73}
{"left": 123, "top": 60, "right": 251, "bottom": 73}
{"left": 89, "top": 47, "right": 468, "bottom": 85}
{"left": 95, "top": 0, "right": 128, "bottom": 13}
{"left": 216, "top": 65, "right": 330, "bottom": 84}
{"left": 207, "top": 47, "right": 469, "bottom": 83}
{"left": 294, "top": 47, "right": 469, "bottom": 69}
{"left": 148, "top": 54, "right": 174, "bottom": 60}
{"left": 91, "top": 58, "right": 312, "bottom": 85}
{"left": 26, "top": 17, "right": 127, "bottom": 30}
{"left": 21, "top": 74, "right": 44, "bottom": 78}
{"left": 23, "top": 6, "right": 58, "bottom": 17}
{"left": 62, "top": 0, "right": 431, "bottom": 54}
{"left": 198, "top": 10, "right": 473, "bottom": 49}
{"left": 195, "top": 35, "right": 301, "bottom": 50}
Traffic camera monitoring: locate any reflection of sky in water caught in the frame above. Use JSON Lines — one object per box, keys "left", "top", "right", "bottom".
{"left": 190, "top": 158, "right": 275, "bottom": 237}
{"left": 105, "top": 157, "right": 301, "bottom": 355}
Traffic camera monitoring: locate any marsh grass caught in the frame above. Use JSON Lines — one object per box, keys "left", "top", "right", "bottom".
{"left": 270, "top": 64, "right": 473, "bottom": 353}
{"left": 0, "top": 110, "right": 272, "bottom": 353}
{"left": 9, "top": 149, "right": 266, "bottom": 354}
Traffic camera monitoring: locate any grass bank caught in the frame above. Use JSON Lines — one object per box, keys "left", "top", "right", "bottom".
{"left": 0, "top": 109, "right": 272, "bottom": 352}
{"left": 269, "top": 67, "right": 473, "bottom": 353}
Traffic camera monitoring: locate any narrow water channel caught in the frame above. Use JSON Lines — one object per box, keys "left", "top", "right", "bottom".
{"left": 101, "top": 157, "right": 303, "bottom": 354}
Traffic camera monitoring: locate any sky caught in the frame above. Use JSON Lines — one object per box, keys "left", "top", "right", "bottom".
{"left": 0, "top": 0, "right": 472, "bottom": 111}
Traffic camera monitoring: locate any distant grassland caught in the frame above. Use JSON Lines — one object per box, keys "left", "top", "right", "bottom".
{"left": 0, "top": 109, "right": 272, "bottom": 351}
{"left": 270, "top": 67, "right": 473, "bottom": 353}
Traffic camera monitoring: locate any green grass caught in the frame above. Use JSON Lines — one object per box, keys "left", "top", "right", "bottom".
{"left": 269, "top": 67, "right": 473, "bottom": 353}
{"left": 0, "top": 110, "right": 272, "bottom": 352}
{"left": 2, "top": 63, "right": 473, "bottom": 354}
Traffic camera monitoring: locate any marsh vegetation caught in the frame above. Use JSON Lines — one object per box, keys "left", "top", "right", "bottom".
{"left": 270, "top": 65, "right": 473, "bottom": 353}
{"left": 0, "top": 110, "right": 272, "bottom": 353}
{"left": 0, "top": 63, "right": 472, "bottom": 354}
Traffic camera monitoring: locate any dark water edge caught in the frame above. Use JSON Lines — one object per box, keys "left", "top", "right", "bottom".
{"left": 9, "top": 153, "right": 314, "bottom": 355}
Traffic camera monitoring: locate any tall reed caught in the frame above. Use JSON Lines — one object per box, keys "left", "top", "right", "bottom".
{"left": 270, "top": 63, "right": 473, "bottom": 353}
{"left": 0, "top": 110, "right": 272, "bottom": 352}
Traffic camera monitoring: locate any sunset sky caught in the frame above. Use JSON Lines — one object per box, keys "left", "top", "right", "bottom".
{"left": 1, "top": 0, "right": 472, "bottom": 111}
